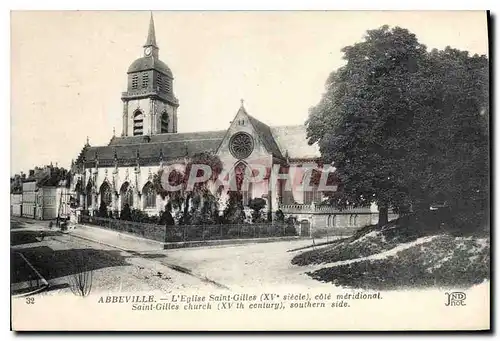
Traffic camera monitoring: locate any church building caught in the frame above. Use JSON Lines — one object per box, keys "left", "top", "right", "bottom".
{"left": 71, "top": 14, "right": 383, "bottom": 235}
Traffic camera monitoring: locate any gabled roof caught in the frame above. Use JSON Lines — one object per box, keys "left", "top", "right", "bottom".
{"left": 234, "top": 105, "right": 284, "bottom": 159}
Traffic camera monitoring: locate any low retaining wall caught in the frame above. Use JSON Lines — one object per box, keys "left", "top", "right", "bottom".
{"left": 72, "top": 223, "right": 303, "bottom": 251}
{"left": 79, "top": 215, "right": 297, "bottom": 243}
{"left": 73, "top": 224, "right": 165, "bottom": 251}
{"left": 162, "top": 235, "right": 301, "bottom": 250}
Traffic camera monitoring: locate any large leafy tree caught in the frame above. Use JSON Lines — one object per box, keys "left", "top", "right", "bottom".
{"left": 153, "top": 151, "right": 223, "bottom": 225}
{"left": 307, "top": 25, "right": 489, "bottom": 228}
{"left": 405, "top": 47, "right": 489, "bottom": 228}
{"left": 307, "top": 25, "right": 427, "bottom": 224}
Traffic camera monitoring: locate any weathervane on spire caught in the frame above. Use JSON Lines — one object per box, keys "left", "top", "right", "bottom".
{"left": 240, "top": 98, "right": 244, "bottom": 107}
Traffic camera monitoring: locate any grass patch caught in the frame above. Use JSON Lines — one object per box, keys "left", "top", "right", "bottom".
{"left": 291, "top": 212, "right": 477, "bottom": 266}
{"left": 292, "top": 218, "right": 423, "bottom": 265}
{"left": 306, "top": 235, "right": 490, "bottom": 290}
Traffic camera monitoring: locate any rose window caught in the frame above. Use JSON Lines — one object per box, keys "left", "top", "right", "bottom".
{"left": 229, "top": 132, "right": 254, "bottom": 159}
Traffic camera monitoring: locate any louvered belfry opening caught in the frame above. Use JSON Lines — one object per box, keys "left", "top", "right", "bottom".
{"left": 133, "top": 110, "right": 144, "bottom": 136}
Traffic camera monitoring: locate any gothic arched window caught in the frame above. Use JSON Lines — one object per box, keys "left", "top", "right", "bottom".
{"left": 303, "top": 171, "right": 322, "bottom": 205}
{"left": 85, "top": 181, "right": 93, "bottom": 209}
{"left": 133, "top": 111, "right": 144, "bottom": 136}
{"left": 120, "top": 182, "right": 134, "bottom": 209}
{"left": 234, "top": 162, "right": 252, "bottom": 206}
{"left": 142, "top": 182, "right": 156, "bottom": 209}
{"left": 100, "top": 182, "right": 112, "bottom": 206}
{"left": 160, "top": 112, "right": 169, "bottom": 133}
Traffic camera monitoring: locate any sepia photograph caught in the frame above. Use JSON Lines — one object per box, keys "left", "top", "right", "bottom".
{"left": 10, "top": 9, "right": 490, "bottom": 331}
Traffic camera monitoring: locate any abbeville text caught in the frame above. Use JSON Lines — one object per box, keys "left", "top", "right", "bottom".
{"left": 98, "top": 295, "right": 155, "bottom": 304}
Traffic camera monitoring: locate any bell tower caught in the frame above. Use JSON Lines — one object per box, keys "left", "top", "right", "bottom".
{"left": 121, "top": 13, "right": 179, "bottom": 137}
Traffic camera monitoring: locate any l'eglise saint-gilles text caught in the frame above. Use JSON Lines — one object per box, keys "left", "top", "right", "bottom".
{"left": 97, "top": 294, "right": 258, "bottom": 311}
{"left": 130, "top": 294, "right": 258, "bottom": 311}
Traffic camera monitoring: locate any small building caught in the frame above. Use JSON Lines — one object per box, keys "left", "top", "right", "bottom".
{"left": 16, "top": 177, "right": 73, "bottom": 221}
{"left": 10, "top": 193, "right": 22, "bottom": 217}
{"left": 21, "top": 180, "right": 37, "bottom": 219}
{"left": 35, "top": 186, "right": 72, "bottom": 220}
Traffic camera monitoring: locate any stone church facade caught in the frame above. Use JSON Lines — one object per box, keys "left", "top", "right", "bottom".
{"left": 71, "top": 14, "right": 390, "bottom": 235}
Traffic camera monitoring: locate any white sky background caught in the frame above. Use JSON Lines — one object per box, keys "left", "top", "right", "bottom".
{"left": 10, "top": 10, "right": 488, "bottom": 175}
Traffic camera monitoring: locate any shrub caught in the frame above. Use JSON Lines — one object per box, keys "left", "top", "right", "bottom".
{"left": 248, "top": 198, "right": 266, "bottom": 223}
{"left": 98, "top": 201, "right": 108, "bottom": 218}
{"left": 160, "top": 208, "right": 175, "bottom": 226}
{"left": 120, "top": 204, "right": 132, "bottom": 221}
{"left": 275, "top": 209, "right": 285, "bottom": 223}
{"left": 128, "top": 209, "right": 161, "bottom": 224}
{"left": 223, "top": 191, "right": 246, "bottom": 224}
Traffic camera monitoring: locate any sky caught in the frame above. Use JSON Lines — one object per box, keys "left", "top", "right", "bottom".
{"left": 10, "top": 10, "right": 489, "bottom": 176}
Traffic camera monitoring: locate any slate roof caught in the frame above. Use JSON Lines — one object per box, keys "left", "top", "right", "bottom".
{"left": 127, "top": 57, "right": 173, "bottom": 77}
{"left": 246, "top": 113, "right": 285, "bottom": 160}
{"left": 82, "top": 131, "right": 226, "bottom": 167}
{"left": 108, "top": 131, "right": 226, "bottom": 146}
{"left": 79, "top": 124, "right": 320, "bottom": 168}
{"left": 271, "top": 125, "right": 321, "bottom": 160}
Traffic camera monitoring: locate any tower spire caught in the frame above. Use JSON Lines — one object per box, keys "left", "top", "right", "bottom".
{"left": 144, "top": 12, "right": 157, "bottom": 48}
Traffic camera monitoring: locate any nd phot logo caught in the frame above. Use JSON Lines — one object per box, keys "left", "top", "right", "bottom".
{"left": 445, "top": 292, "right": 466, "bottom": 306}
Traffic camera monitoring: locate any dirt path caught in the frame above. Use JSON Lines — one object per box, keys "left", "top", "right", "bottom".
{"left": 304, "top": 235, "right": 440, "bottom": 272}
{"left": 155, "top": 239, "right": 336, "bottom": 290}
